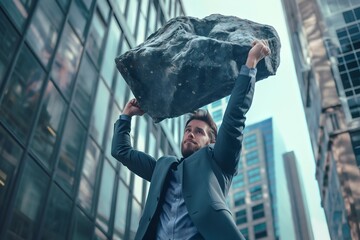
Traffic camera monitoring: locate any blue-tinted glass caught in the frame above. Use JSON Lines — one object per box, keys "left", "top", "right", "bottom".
{"left": 126, "top": 0, "right": 139, "bottom": 34}
{"left": 87, "top": 12, "right": 106, "bottom": 66}
{"left": 30, "top": 81, "right": 67, "bottom": 167}
{"left": 105, "top": 103, "right": 120, "bottom": 161}
{"left": 111, "top": 0, "right": 126, "bottom": 16}
{"left": 0, "top": 12, "right": 19, "bottom": 83}
{"left": 343, "top": 10, "right": 356, "bottom": 23}
{"left": 114, "top": 180, "right": 129, "bottom": 239}
{"left": 41, "top": 185, "right": 72, "bottom": 240}
{"left": 235, "top": 209, "right": 247, "bottom": 225}
{"left": 96, "top": 160, "right": 115, "bottom": 232}
{"left": 1, "top": 0, "right": 35, "bottom": 30}
{"left": 0, "top": 46, "right": 46, "bottom": 141}
{"left": 101, "top": 16, "right": 122, "bottom": 87}
{"left": 90, "top": 79, "right": 110, "bottom": 145}
{"left": 7, "top": 157, "right": 49, "bottom": 240}
{"left": 69, "top": 0, "right": 92, "bottom": 41}
{"left": 73, "top": 55, "right": 98, "bottom": 125}
{"left": 72, "top": 208, "right": 94, "bottom": 240}
{"left": 52, "top": 24, "right": 83, "bottom": 99}
{"left": 78, "top": 139, "right": 101, "bottom": 215}
{"left": 26, "top": 0, "right": 64, "bottom": 67}
{"left": 0, "top": 126, "right": 22, "bottom": 216}
{"left": 129, "top": 199, "right": 141, "bottom": 239}
{"left": 56, "top": 113, "right": 86, "bottom": 194}
{"left": 254, "top": 222, "right": 267, "bottom": 238}
{"left": 355, "top": 7, "right": 360, "bottom": 20}
{"left": 56, "top": 0, "right": 70, "bottom": 11}
{"left": 97, "top": 0, "right": 110, "bottom": 20}
{"left": 115, "top": 73, "right": 129, "bottom": 109}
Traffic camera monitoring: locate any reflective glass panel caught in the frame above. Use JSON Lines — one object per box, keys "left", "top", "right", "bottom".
{"left": 126, "top": 0, "right": 138, "bottom": 34}
{"left": 133, "top": 174, "right": 143, "bottom": 202}
{"left": 26, "top": 0, "right": 64, "bottom": 67}
{"left": 73, "top": 55, "right": 97, "bottom": 125}
{"left": 87, "top": 12, "right": 106, "bottom": 66}
{"left": 101, "top": 16, "right": 121, "bottom": 87}
{"left": 90, "top": 79, "right": 110, "bottom": 145}
{"left": 56, "top": 0, "right": 70, "bottom": 11}
{"left": 97, "top": 0, "right": 110, "bottom": 21}
{"left": 30, "top": 81, "right": 67, "bottom": 167}
{"left": 96, "top": 159, "right": 115, "bottom": 232}
{"left": 78, "top": 138, "right": 101, "bottom": 215}
{"left": 52, "top": 24, "right": 83, "bottom": 99}
{"left": 6, "top": 157, "right": 49, "bottom": 240}
{"left": 129, "top": 199, "right": 141, "bottom": 240}
{"left": 1, "top": 0, "right": 35, "bottom": 30}
{"left": 105, "top": 103, "right": 120, "bottom": 161}
{"left": 114, "top": 73, "right": 128, "bottom": 110}
{"left": 69, "top": 0, "right": 91, "bottom": 41}
{"left": 114, "top": 180, "right": 129, "bottom": 240}
{"left": 0, "top": 12, "right": 19, "bottom": 83}
{"left": 56, "top": 112, "right": 86, "bottom": 194}
{"left": 0, "top": 126, "right": 22, "bottom": 216}
{"left": 72, "top": 208, "right": 93, "bottom": 240}
{"left": 40, "top": 185, "right": 72, "bottom": 240}
{"left": 0, "top": 46, "right": 46, "bottom": 141}
{"left": 111, "top": 0, "right": 126, "bottom": 16}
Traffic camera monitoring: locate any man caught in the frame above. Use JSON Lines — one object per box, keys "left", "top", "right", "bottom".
{"left": 112, "top": 40, "right": 270, "bottom": 240}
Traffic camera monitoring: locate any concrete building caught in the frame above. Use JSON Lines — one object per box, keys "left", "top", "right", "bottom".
{"left": 0, "top": 0, "right": 185, "bottom": 239}
{"left": 283, "top": 151, "right": 314, "bottom": 240}
{"left": 281, "top": 0, "right": 360, "bottom": 239}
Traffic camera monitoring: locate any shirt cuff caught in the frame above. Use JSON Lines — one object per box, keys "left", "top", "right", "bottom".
{"left": 119, "top": 114, "right": 132, "bottom": 122}
{"left": 240, "top": 65, "right": 257, "bottom": 78}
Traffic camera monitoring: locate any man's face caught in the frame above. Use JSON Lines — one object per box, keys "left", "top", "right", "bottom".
{"left": 181, "top": 119, "right": 211, "bottom": 158}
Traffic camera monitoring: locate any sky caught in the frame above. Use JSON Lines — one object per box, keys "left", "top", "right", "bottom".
{"left": 181, "top": 0, "right": 331, "bottom": 239}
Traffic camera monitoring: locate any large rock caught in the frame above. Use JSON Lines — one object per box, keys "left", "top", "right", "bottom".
{"left": 115, "top": 14, "right": 281, "bottom": 122}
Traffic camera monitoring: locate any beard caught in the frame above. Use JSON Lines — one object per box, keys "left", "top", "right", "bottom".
{"left": 181, "top": 141, "right": 200, "bottom": 158}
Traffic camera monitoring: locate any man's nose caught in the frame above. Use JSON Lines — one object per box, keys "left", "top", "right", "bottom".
{"left": 188, "top": 131, "right": 194, "bottom": 138}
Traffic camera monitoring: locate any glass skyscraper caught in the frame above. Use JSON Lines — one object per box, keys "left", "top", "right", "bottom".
{"left": 0, "top": 0, "right": 185, "bottom": 239}
{"left": 281, "top": 0, "right": 360, "bottom": 239}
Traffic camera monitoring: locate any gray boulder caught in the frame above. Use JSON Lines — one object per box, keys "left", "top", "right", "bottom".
{"left": 115, "top": 14, "right": 281, "bottom": 122}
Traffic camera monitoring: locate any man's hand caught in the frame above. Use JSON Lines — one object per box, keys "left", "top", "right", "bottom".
{"left": 246, "top": 40, "right": 271, "bottom": 68}
{"left": 123, "top": 98, "right": 145, "bottom": 117}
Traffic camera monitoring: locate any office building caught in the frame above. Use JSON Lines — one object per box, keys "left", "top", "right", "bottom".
{"left": 283, "top": 151, "right": 314, "bottom": 240}
{"left": 0, "top": 0, "right": 185, "bottom": 239}
{"left": 281, "top": 0, "right": 360, "bottom": 239}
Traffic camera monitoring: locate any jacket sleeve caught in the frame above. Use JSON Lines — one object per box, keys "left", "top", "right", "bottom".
{"left": 212, "top": 68, "right": 256, "bottom": 174}
{"left": 111, "top": 118, "right": 156, "bottom": 182}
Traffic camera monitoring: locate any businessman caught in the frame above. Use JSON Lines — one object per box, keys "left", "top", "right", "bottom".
{"left": 112, "top": 40, "right": 271, "bottom": 240}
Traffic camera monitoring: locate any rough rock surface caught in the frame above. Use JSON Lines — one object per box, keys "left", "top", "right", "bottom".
{"left": 116, "top": 14, "right": 281, "bottom": 122}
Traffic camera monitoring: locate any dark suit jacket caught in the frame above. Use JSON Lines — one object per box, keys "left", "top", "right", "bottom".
{"left": 112, "top": 73, "right": 255, "bottom": 240}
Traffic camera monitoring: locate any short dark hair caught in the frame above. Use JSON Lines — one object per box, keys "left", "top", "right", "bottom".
{"left": 185, "top": 109, "right": 217, "bottom": 142}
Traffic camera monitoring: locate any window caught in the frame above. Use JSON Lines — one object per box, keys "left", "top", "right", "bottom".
{"left": 87, "top": 12, "right": 106, "bottom": 66}
{"left": 250, "top": 185, "right": 262, "bottom": 201}
{"left": 114, "top": 72, "right": 129, "bottom": 110}
{"left": 233, "top": 191, "right": 245, "bottom": 207}
{"left": 40, "top": 184, "right": 72, "bottom": 239}
{"left": 0, "top": 46, "right": 46, "bottom": 141}
{"left": 0, "top": 12, "right": 19, "bottom": 82}
{"left": 244, "top": 134, "right": 257, "bottom": 149}
{"left": 90, "top": 79, "right": 110, "bottom": 145}
{"left": 96, "top": 160, "right": 115, "bottom": 232}
{"left": 129, "top": 198, "right": 141, "bottom": 239}
{"left": 6, "top": 157, "right": 49, "bottom": 240}
{"left": 235, "top": 209, "right": 247, "bottom": 225}
{"left": 254, "top": 222, "right": 267, "bottom": 238}
{"left": 350, "top": 130, "right": 360, "bottom": 167}
{"left": 30, "top": 81, "right": 67, "bottom": 168}
{"left": 232, "top": 173, "right": 244, "bottom": 189}
{"left": 114, "top": 180, "right": 129, "bottom": 239}
{"left": 246, "top": 150, "right": 259, "bottom": 166}
{"left": 240, "top": 228, "right": 248, "bottom": 240}
{"left": 247, "top": 167, "right": 261, "bottom": 184}
{"left": 78, "top": 139, "right": 101, "bottom": 215}
{"left": 126, "top": 0, "right": 139, "bottom": 34}
{"left": 1, "top": 0, "right": 36, "bottom": 30}
{"left": 212, "top": 109, "right": 223, "bottom": 123}
{"left": 56, "top": 112, "right": 86, "bottom": 195}
{"left": 101, "top": 16, "right": 122, "bottom": 87}
{"left": 69, "top": 0, "right": 93, "bottom": 41}
{"left": 343, "top": 10, "right": 356, "bottom": 23}
{"left": 52, "top": 24, "right": 83, "bottom": 99}
{"left": 252, "top": 203, "right": 265, "bottom": 220}
{"left": 26, "top": 0, "right": 64, "bottom": 67}
{"left": 0, "top": 126, "right": 23, "bottom": 214}
{"left": 148, "top": 2, "right": 157, "bottom": 34}
{"left": 73, "top": 55, "right": 98, "bottom": 125}
{"left": 72, "top": 208, "right": 93, "bottom": 239}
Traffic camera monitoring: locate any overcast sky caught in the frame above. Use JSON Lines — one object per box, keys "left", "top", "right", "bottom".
{"left": 181, "top": 0, "right": 331, "bottom": 239}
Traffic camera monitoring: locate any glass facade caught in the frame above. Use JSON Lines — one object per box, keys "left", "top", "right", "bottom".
{"left": 0, "top": 0, "right": 185, "bottom": 239}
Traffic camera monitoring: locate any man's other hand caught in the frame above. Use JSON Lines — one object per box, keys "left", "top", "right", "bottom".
{"left": 246, "top": 40, "right": 271, "bottom": 68}
{"left": 123, "top": 98, "right": 145, "bottom": 117}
